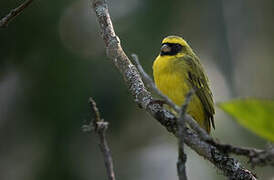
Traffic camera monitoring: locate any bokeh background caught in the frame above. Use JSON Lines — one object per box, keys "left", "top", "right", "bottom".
{"left": 0, "top": 0, "right": 274, "bottom": 179}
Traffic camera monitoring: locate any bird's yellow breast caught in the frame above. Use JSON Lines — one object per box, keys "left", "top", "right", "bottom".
{"left": 153, "top": 55, "right": 207, "bottom": 131}
{"left": 153, "top": 55, "right": 189, "bottom": 106}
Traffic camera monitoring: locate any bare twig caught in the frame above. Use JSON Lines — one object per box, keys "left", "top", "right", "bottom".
{"left": 0, "top": 0, "right": 34, "bottom": 28}
{"left": 85, "top": 97, "right": 116, "bottom": 180}
{"left": 91, "top": 0, "right": 257, "bottom": 179}
{"left": 177, "top": 90, "right": 194, "bottom": 180}
{"left": 249, "top": 146, "right": 274, "bottom": 167}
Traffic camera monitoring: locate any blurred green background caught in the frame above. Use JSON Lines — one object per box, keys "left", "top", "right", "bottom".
{"left": 0, "top": 0, "right": 274, "bottom": 179}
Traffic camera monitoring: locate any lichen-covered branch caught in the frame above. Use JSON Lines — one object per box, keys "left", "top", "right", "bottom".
{"left": 0, "top": 0, "right": 34, "bottom": 28}
{"left": 215, "top": 142, "right": 274, "bottom": 167}
{"left": 83, "top": 97, "right": 116, "bottom": 180}
{"left": 90, "top": 0, "right": 257, "bottom": 179}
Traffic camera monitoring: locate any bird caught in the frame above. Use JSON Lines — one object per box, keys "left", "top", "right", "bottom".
{"left": 153, "top": 35, "right": 215, "bottom": 133}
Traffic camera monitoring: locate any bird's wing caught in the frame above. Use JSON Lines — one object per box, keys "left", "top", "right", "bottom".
{"left": 182, "top": 55, "right": 215, "bottom": 129}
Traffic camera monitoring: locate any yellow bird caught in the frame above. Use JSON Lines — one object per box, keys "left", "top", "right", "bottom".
{"left": 153, "top": 36, "right": 215, "bottom": 133}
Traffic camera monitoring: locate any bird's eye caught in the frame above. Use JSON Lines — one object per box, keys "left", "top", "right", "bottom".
{"left": 173, "top": 43, "right": 183, "bottom": 52}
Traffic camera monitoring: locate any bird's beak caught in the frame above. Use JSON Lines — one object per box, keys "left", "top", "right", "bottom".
{"left": 161, "top": 44, "right": 171, "bottom": 53}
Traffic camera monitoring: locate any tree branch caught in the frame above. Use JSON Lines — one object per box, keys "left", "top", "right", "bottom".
{"left": 90, "top": 0, "right": 257, "bottom": 179}
{"left": 0, "top": 0, "right": 34, "bottom": 28}
{"left": 177, "top": 90, "right": 194, "bottom": 180}
{"left": 214, "top": 142, "right": 274, "bottom": 167}
{"left": 83, "top": 97, "right": 116, "bottom": 180}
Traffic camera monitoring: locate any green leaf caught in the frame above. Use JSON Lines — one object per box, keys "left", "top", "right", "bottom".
{"left": 218, "top": 99, "right": 274, "bottom": 142}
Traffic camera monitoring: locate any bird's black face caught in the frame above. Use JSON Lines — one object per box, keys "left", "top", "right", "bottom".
{"left": 160, "top": 43, "right": 183, "bottom": 56}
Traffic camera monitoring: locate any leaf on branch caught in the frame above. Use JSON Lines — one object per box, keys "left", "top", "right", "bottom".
{"left": 218, "top": 98, "right": 274, "bottom": 142}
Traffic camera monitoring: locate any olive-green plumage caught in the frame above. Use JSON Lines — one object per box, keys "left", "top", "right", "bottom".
{"left": 153, "top": 36, "right": 215, "bottom": 133}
